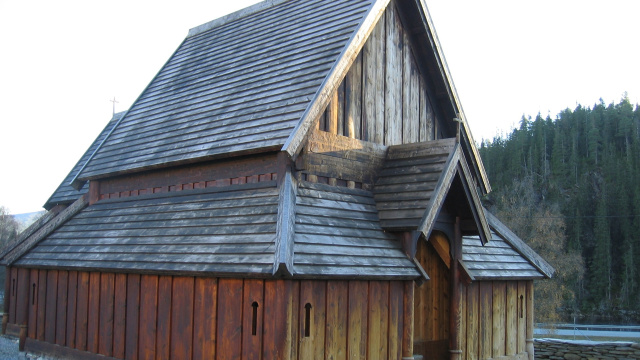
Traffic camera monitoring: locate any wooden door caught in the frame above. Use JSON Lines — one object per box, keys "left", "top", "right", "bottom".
{"left": 414, "top": 236, "right": 450, "bottom": 360}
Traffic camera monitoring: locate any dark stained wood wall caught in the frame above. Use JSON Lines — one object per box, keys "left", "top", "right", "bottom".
{"left": 413, "top": 236, "right": 534, "bottom": 360}
{"left": 317, "top": 2, "right": 438, "bottom": 146}
{"left": 414, "top": 238, "right": 450, "bottom": 360}
{"left": 6, "top": 267, "right": 409, "bottom": 360}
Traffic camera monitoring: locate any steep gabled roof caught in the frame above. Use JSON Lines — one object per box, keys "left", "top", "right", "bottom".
{"left": 72, "top": 0, "right": 378, "bottom": 187}
{"left": 44, "top": 112, "right": 123, "bottom": 210}
{"left": 71, "top": 0, "right": 490, "bottom": 196}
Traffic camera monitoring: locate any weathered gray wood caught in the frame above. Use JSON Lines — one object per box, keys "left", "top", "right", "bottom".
{"left": 284, "top": 0, "right": 391, "bottom": 158}
{"left": 273, "top": 169, "right": 296, "bottom": 277}
{"left": 384, "top": 3, "right": 403, "bottom": 146}
{"left": 2, "top": 195, "right": 89, "bottom": 265}
{"left": 363, "top": 13, "right": 385, "bottom": 143}
{"left": 346, "top": 53, "right": 363, "bottom": 139}
{"left": 415, "top": 144, "right": 460, "bottom": 235}
{"left": 457, "top": 154, "right": 491, "bottom": 243}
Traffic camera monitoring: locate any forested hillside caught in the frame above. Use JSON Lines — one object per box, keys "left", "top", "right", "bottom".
{"left": 480, "top": 97, "right": 640, "bottom": 323}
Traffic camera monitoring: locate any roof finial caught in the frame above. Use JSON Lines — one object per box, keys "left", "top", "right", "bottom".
{"left": 110, "top": 97, "right": 119, "bottom": 116}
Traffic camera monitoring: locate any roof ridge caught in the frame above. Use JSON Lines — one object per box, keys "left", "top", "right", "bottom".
{"left": 187, "top": 0, "right": 293, "bottom": 38}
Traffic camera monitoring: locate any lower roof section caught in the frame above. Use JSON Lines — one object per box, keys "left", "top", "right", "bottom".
{"left": 17, "top": 182, "right": 280, "bottom": 276}
{"left": 16, "top": 179, "right": 421, "bottom": 280}
{"left": 293, "top": 181, "right": 420, "bottom": 279}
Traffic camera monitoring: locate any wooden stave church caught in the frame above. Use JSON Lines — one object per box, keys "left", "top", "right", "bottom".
{"left": 0, "top": 1, "right": 555, "bottom": 359}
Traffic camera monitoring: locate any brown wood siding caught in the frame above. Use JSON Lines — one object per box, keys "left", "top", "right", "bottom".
{"left": 414, "top": 239, "right": 450, "bottom": 360}
{"left": 461, "top": 280, "right": 532, "bottom": 360}
{"left": 13, "top": 269, "right": 408, "bottom": 360}
{"left": 318, "top": 3, "right": 439, "bottom": 146}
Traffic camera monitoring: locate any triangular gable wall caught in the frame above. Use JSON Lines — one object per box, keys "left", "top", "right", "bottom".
{"left": 301, "top": 1, "right": 442, "bottom": 149}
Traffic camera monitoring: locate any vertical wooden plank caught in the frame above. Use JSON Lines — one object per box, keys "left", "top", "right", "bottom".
{"left": 363, "top": 14, "right": 385, "bottom": 144}
{"left": 385, "top": 3, "right": 403, "bottom": 146}
{"left": 56, "top": 270, "right": 68, "bottom": 346}
{"left": 402, "top": 30, "right": 412, "bottom": 144}
{"left": 327, "top": 90, "right": 339, "bottom": 135}
{"left": 66, "top": 271, "right": 78, "bottom": 349}
{"left": 388, "top": 281, "right": 404, "bottom": 360}
{"left": 193, "top": 277, "right": 217, "bottom": 360}
{"left": 44, "top": 270, "right": 58, "bottom": 344}
{"left": 263, "top": 280, "right": 293, "bottom": 360}
{"left": 36, "top": 270, "right": 47, "bottom": 341}
{"left": 171, "top": 277, "right": 194, "bottom": 360}
{"left": 138, "top": 275, "right": 158, "bottom": 360}
{"left": 290, "top": 281, "right": 300, "bottom": 360}
{"left": 298, "top": 280, "right": 326, "bottom": 360}
{"left": 3, "top": 267, "right": 10, "bottom": 321}
{"left": 517, "top": 281, "right": 526, "bottom": 354}
{"left": 86, "top": 272, "right": 101, "bottom": 354}
{"left": 325, "top": 281, "right": 348, "bottom": 360}
{"left": 156, "top": 276, "right": 172, "bottom": 360}
{"left": 75, "top": 272, "right": 89, "bottom": 351}
{"left": 28, "top": 269, "right": 39, "bottom": 339}
{"left": 402, "top": 281, "right": 415, "bottom": 359}
{"left": 16, "top": 268, "right": 30, "bottom": 328}
{"left": 113, "top": 273, "right": 127, "bottom": 359}
{"left": 125, "top": 274, "right": 141, "bottom": 360}
{"left": 241, "top": 279, "right": 264, "bottom": 360}
{"left": 419, "top": 78, "right": 434, "bottom": 142}
{"left": 458, "top": 282, "right": 467, "bottom": 360}
{"left": 526, "top": 281, "right": 534, "bottom": 359}
{"left": 367, "top": 281, "right": 389, "bottom": 360}
{"left": 506, "top": 282, "right": 517, "bottom": 356}
{"left": 99, "top": 273, "right": 115, "bottom": 357}
{"left": 409, "top": 53, "right": 420, "bottom": 143}
{"left": 348, "top": 281, "right": 369, "bottom": 359}
{"left": 9, "top": 267, "right": 17, "bottom": 324}
{"left": 346, "top": 53, "right": 363, "bottom": 139}
{"left": 217, "top": 278, "right": 243, "bottom": 360}
{"left": 492, "top": 281, "right": 506, "bottom": 358}
{"left": 479, "top": 282, "right": 492, "bottom": 360}
{"left": 337, "top": 81, "right": 346, "bottom": 136}
{"left": 466, "top": 283, "right": 479, "bottom": 360}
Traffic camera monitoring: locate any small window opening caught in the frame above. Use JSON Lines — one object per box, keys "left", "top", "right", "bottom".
{"left": 304, "top": 303, "right": 312, "bottom": 337}
{"left": 251, "top": 302, "right": 259, "bottom": 336}
{"left": 12, "top": 278, "right": 16, "bottom": 296}
{"left": 519, "top": 295, "right": 524, "bottom": 319}
{"left": 32, "top": 283, "right": 36, "bottom": 305}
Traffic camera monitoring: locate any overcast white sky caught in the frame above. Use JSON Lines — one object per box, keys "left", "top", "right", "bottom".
{"left": 1, "top": 0, "right": 639, "bottom": 214}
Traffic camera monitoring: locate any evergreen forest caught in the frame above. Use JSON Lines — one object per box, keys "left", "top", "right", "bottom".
{"left": 479, "top": 96, "right": 640, "bottom": 323}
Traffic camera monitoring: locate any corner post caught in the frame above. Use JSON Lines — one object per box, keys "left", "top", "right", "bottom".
{"left": 526, "top": 281, "right": 535, "bottom": 360}
{"left": 449, "top": 217, "right": 463, "bottom": 360}
{"left": 1, "top": 267, "right": 9, "bottom": 334}
{"left": 88, "top": 180, "right": 100, "bottom": 205}
{"left": 402, "top": 280, "right": 415, "bottom": 360}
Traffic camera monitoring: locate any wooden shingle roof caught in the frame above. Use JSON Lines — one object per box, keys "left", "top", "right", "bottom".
{"left": 374, "top": 138, "right": 491, "bottom": 243}
{"left": 461, "top": 211, "right": 555, "bottom": 280}
{"left": 72, "top": 0, "right": 377, "bottom": 187}
{"left": 18, "top": 182, "right": 281, "bottom": 276}
{"left": 293, "top": 181, "right": 420, "bottom": 279}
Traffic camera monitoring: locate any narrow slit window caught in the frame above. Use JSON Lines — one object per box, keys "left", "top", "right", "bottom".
{"left": 12, "top": 278, "right": 16, "bottom": 296}
{"left": 519, "top": 295, "right": 524, "bottom": 318}
{"left": 251, "top": 301, "right": 259, "bottom": 336}
{"left": 304, "top": 303, "right": 312, "bottom": 337}
{"left": 32, "top": 283, "right": 36, "bottom": 305}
